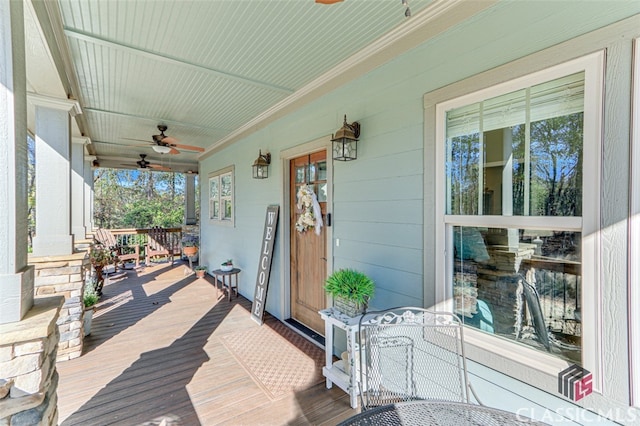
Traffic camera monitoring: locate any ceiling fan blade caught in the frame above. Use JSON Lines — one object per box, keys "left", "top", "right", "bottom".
{"left": 171, "top": 143, "right": 204, "bottom": 152}
{"left": 169, "top": 147, "right": 180, "bottom": 155}
{"left": 94, "top": 141, "right": 148, "bottom": 148}
{"left": 122, "top": 137, "right": 152, "bottom": 143}
{"left": 315, "top": 0, "right": 343, "bottom": 3}
{"left": 146, "top": 164, "right": 172, "bottom": 171}
{"left": 161, "top": 136, "right": 179, "bottom": 144}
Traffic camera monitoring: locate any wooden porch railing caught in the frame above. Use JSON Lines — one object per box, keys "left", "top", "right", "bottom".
{"left": 102, "top": 227, "right": 183, "bottom": 260}
{"left": 522, "top": 256, "right": 581, "bottom": 341}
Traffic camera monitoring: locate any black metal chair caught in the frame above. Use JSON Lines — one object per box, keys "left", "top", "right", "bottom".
{"left": 358, "top": 307, "right": 481, "bottom": 410}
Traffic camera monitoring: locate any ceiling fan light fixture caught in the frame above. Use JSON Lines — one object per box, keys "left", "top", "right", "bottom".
{"left": 152, "top": 145, "right": 172, "bottom": 154}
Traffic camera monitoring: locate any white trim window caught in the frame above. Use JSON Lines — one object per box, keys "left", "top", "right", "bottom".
{"left": 209, "top": 166, "right": 234, "bottom": 224}
{"left": 435, "top": 53, "right": 604, "bottom": 382}
{"left": 631, "top": 37, "right": 640, "bottom": 407}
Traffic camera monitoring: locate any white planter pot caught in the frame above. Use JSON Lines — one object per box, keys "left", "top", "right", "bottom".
{"left": 84, "top": 307, "right": 95, "bottom": 336}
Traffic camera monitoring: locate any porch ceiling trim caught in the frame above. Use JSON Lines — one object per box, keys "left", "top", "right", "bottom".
{"left": 63, "top": 28, "right": 295, "bottom": 96}
{"left": 199, "top": 0, "right": 499, "bottom": 160}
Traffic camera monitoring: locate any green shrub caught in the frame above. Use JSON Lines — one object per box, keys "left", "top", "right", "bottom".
{"left": 83, "top": 277, "right": 100, "bottom": 308}
{"left": 324, "top": 269, "right": 374, "bottom": 305}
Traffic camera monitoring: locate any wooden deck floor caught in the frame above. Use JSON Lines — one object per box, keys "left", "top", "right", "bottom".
{"left": 56, "top": 261, "right": 355, "bottom": 426}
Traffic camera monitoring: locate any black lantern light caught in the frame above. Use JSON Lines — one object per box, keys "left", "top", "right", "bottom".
{"left": 331, "top": 115, "right": 360, "bottom": 161}
{"left": 252, "top": 150, "right": 271, "bottom": 179}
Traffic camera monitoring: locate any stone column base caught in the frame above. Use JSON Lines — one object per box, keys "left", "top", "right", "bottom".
{"left": 28, "top": 252, "right": 89, "bottom": 361}
{"left": 0, "top": 297, "right": 63, "bottom": 425}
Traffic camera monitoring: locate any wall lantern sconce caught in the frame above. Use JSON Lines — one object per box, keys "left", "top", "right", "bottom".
{"left": 331, "top": 115, "right": 360, "bottom": 161}
{"left": 252, "top": 150, "right": 271, "bottom": 179}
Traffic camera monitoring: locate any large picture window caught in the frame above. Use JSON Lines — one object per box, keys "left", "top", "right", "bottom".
{"left": 435, "top": 53, "right": 603, "bottom": 378}
{"left": 209, "top": 167, "right": 234, "bottom": 224}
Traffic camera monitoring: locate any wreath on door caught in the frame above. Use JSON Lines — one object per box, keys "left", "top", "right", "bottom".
{"left": 296, "top": 184, "right": 323, "bottom": 235}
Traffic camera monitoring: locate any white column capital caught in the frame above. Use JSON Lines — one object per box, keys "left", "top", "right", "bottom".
{"left": 73, "top": 136, "right": 90, "bottom": 145}
{"left": 28, "top": 92, "right": 82, "bottom": 116}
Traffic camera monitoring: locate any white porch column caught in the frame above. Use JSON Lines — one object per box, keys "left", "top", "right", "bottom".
{"left": 30, "top": 94, "right": 81, "bottom": 256}
{"left": 84, "top": 155, "right": 95, "bottom": 234}
{"left": 71, "top": 137, "right": 88, "bottom": 240}
{"left": 185, "top": 173, "right": 197, "bottom": 225}
{"left": 0, "top": 0, "right": 34, "bottom": 323}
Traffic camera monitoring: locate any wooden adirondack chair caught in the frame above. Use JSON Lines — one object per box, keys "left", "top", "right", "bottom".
{"left": 94, "top": 228, "right": 140, "bottom": 269}
{"left": 145, "top": 226, "right": 176, "bottom": 266}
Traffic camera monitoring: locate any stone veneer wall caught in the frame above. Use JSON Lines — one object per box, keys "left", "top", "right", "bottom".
{"left": 28, "top": 251, "right": 90, "bottom": 361}
{"left": 0, "top": 297, "right": 63, "bottom": 425}
{"left": 476, "top": 244, "right": 536, "bottom": 334}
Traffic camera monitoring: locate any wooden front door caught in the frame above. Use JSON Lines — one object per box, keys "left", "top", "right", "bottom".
{"left": 290, "top": 150, "right": 328, "bottom": 335}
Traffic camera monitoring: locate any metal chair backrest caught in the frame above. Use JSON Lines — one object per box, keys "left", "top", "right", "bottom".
{"left": 358, "top": 307, "right": 475, "bottom": 410}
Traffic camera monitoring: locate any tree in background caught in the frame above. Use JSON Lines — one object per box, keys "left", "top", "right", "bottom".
{"left": 27, "top": 136, "right": 35, "bottom": 250}
{"left": 94, "top": 168, "right": 187, "bottom": 229}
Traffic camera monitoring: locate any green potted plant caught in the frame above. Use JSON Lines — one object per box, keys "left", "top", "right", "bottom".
{"left": 221, "top": 259, "right": 233, "bottom": 272}
{"left": 324, "top": 268, "right": 374, "bottom": 317}
{"left": 194, "top": 265, "right": 208, "bottom": 278}
{"left": 83, "top": 277, "right": 100, "bottom": 336}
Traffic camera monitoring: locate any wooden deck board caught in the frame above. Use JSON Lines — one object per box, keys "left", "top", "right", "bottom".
{"left": 56, "top": 262, "right": 356, "bottom": 425}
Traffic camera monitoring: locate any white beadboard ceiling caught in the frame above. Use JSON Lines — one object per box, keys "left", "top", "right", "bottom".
{"left": 28, "top": 0, "right": 479, "bottom": 173}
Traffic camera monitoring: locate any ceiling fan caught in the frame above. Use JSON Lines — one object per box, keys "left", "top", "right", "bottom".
{"left": 124, "top": 125, "right": 205, "bottom": 155}
{"left": 121, "top": 154, "right": 172, "bottom": 172}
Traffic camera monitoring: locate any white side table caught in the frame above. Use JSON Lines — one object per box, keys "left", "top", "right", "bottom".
{"left": 319, "top": 308, "right": 362, "bottom": 409}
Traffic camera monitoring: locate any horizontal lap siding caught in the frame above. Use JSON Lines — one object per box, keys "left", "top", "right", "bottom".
{"left": 332, "top": 101, "right": 424, "bottom": 309}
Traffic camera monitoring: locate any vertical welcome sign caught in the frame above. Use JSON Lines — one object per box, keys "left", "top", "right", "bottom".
{"left": 251, "top": 205, "right": 279, "bottom": 325}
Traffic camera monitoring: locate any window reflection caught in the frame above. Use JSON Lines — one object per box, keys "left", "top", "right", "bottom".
{"left": 317, "top": 161, "right": 327, "bottom": 181}
{"left": 446, "top": 72, "right": 584, "bottom": 217}
{"left": 317, "top": 183, "right": 327, "bottom": 202}
{"left": 452, "top": 226, "right": 582, "bottom": 364}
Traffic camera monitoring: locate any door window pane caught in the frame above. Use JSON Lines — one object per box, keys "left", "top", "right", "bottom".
{"left": 308, "top": 163, "right": 316, "bottom": 182}
{"left": 296, "top": 166, "right": 305, "bottom": 183}
{"left": 317, "top": 183, "right": 327, "bottom": 202}
{"left": 317, "top": 161, "right": 327, "bottom": 181}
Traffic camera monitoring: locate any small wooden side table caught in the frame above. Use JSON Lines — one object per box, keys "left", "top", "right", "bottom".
{"left": 211, "top": 268, "right": 241, "bottom": 301}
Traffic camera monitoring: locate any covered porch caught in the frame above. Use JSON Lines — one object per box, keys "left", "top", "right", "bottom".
{"left": 3, "top": 1, "right": 640, "bottom": 425}
{"left": 56, "top": 261, "right": 353, "bottom": 425}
